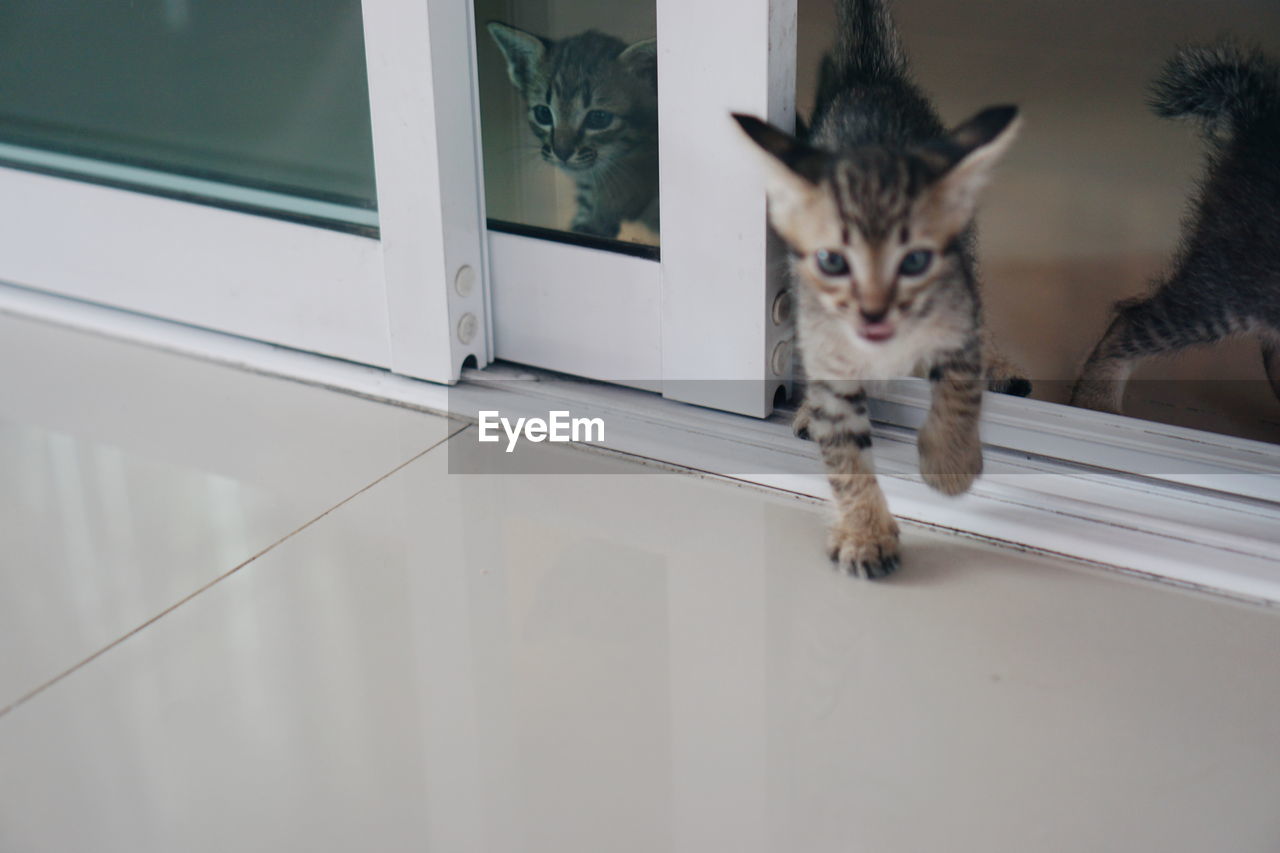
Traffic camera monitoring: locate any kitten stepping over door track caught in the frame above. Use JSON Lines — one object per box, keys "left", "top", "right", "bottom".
{"left": 734, "top": 0, "right": 1023, "bottom": 579}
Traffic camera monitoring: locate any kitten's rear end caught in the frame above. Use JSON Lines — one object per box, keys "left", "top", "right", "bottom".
{"left": 1073, "top": 42, "right": 1280, "bottom": 412}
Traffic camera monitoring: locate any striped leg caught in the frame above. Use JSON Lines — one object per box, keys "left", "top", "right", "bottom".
{"left": 1071, "top": 311, "right": 1138, "bottom": 414}
{"left": 806, "top": 381, "right": 900, "bottom": 579}
{"left": 920, "top": 349, "right": 985, "bottom": 496}
{"left": 1263, "top": 334, "right": 1280, "bottom": 403}
{"left": 1072, "top": 281, "right": 1238, "bottom": 413}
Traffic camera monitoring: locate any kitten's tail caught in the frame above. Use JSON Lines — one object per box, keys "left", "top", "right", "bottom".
{"left": 1149, "top": 41, "right": 1280, "bottom": 140}
{"left": 826, "top": 0, "right": 907, "bottom": 87}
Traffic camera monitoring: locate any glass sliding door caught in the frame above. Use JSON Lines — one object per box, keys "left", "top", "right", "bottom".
{"left": 0, "top": 0, "right": 489, "bottom": 383}
{"left": 0, "top": 0, "right": 794, "bottom": 405}
{"left": 474, "top": 0, "right": 663, "bottom": 389}
{"left": 474, "top": 0, "right": 795, "bottom": 414}
{"left": 0, "top": 0, "right": 377, "bottom": 232}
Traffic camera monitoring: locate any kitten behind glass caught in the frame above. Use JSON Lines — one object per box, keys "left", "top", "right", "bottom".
{"left": 487, "top": 22, "right": 658, "bottom": 240}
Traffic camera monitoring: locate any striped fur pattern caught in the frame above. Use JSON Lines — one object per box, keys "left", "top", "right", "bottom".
{"left": 488, "top": 23, "right": 658, "bottom": 238}
{"left": 1072, "top": 41, "right": 1280, "bottom": 414}
{"left": 735, "top": 0, "right": 1021, "bottom": 579}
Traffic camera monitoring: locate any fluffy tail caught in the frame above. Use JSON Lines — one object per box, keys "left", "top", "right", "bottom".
{"left": 823, "top": 0, "right": 907, "bottom": 88}
{"left": 1149, "top": 41, "right": 1280, "bottom": 139}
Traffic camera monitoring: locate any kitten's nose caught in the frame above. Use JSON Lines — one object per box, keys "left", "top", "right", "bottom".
{"left": 860, "top": 307, "right": 889, "bottom": 324}
{"left": 553, "top": 142, "right": 576, "bottom": 162}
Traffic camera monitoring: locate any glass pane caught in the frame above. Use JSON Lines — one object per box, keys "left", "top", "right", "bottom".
{"left": 0, "top": 1, "right": 377, "bottom": 232}
{"left": 796, "top": 0, "right": 1280, "bottom": 445}
{"left": 475, "top": 0, "right": 659, "bottom": 255}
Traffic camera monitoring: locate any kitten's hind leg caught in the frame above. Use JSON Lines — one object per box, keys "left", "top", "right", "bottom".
{"left": 1071, "top": 313, "right": 1137, "bottom": 414}
{"left": 982, "top": 334, "right": 1032, "bottom": 397}
{"left": 790, "top": 371, "right": 813, "bottom": 439}
{"left": 920, "top": 349, "right": 985, "bottom": 495}
{"left": 1072, "top": 282, "right": 1232, "bottom": 414}
{"left": 807, "top": 381, "right": 900, "bottom": 579}
{"left": 1263, "top": 334, "right": 1280, "bottom": 403}
{"left": 792, "top": 400, "right": 814, "bottom": 441}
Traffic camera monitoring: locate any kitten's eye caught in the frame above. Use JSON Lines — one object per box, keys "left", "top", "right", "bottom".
{"left": 898, "top": 249, "right": 933, "bottom": 277}
{"left": 532, "top": 105, "right": 553, "bottom": 126}
{"left": 583, "top": 109, "right": 614, "bottom": 130}
{"left": 815, "top": 250, "right": 850, "bottom": 277}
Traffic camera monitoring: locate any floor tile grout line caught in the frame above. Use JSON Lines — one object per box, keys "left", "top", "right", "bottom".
{"left": 0, "top": 422, "right": 470, "bottom": 720}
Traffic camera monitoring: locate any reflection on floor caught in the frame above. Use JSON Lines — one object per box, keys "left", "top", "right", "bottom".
{"left": 797, "top": 0, "right": 1280, "bottom": 443}
{"left": 2, "top": 312, "right": 1280, "bottom": 851}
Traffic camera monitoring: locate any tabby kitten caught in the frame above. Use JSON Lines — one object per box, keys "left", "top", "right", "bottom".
{"left": 487, "top": 22, "right": 659, "bottom": 239}
{"left": 1072, "top": 42, "right": 1280, "bottom": 413}
{"left": 735, "top": 0, "right": 1021, "bottom": 579}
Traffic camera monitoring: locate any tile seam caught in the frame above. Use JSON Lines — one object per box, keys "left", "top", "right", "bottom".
{"left": 0, "top": 422, "right": 469, "bottom": 719}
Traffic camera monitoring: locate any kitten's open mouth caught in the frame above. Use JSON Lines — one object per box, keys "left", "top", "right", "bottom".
{"left": 859, "top": 322, "right": 896, "bottom": 342}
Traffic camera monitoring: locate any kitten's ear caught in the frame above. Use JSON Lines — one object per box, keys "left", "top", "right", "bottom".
{"left": 487, "top": 22, "right": 548, "bottom": 92}
{"left": 734, "top": 115, "right": 830, "bottom": 234}
{"left": 732, "top": 114, "right": 827, "bottom": 188}
{"left": 619, "top": 38, "right": 657, "bottom": 88}
{"left": 920, "top": 105, "right": 1021, "bottom": 235}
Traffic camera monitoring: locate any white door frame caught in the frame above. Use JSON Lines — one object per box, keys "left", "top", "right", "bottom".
{"left": 657, "top": 0, "right": 796, "bottom": 417}
{"left": 363, "top": 0, "right": 491, "bottom": 382}
{"left": 0, "top": 0, "right": 797, "bottom": 409}
{"left": 0, "top": 0, "right": 490, "bottom": 385}
{"left": 478, "top": 0, "right": 798, "bottom": 416}
{"left": 0, "top": 166, "right": 394, "bottom": 367}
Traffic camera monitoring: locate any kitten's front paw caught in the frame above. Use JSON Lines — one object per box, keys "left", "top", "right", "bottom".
{"left": 827, "top": 519, "right": 901, "bottom": 580}
{"left": 918, "top": 420, "right": 982, "bottom": 496}
{"left": 570, "top": 219, "right": 622, "bottom": 239}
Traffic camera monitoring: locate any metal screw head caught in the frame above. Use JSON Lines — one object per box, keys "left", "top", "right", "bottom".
{"left": 771, "top": 291, "right": 792, "bottom": 326}
{"left": 457, "top": 313, "right": 478, "bottom": 345}
{"left": 454, "top": 265, "right": 476, "bottom": 297}
{"left": 770, "top": 340, "right": 793, "bottom": 377}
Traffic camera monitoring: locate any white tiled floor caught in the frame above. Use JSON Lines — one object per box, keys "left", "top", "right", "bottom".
{"left": 0, "top": 314, "right": 458, "bottom": 708}
{"left": 3, "top": 312, "right": 1280, "bottom": 852}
